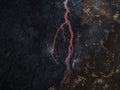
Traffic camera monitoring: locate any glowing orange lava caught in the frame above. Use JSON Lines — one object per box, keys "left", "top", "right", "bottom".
{"left": 51, "top": 0, "right": 73, "bottom": 84}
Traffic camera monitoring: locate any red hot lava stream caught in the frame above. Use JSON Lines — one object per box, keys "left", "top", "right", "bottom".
{"left": 51, "top": 0, "right": 74, "bottom": 84}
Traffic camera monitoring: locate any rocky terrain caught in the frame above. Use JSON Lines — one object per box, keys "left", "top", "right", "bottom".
{"left": 0, "top": 0, "right": 120, "bottom": 90}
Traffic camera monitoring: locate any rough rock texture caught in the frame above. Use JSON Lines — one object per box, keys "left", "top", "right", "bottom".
{"left": 0, "top": 0, "right": 120, "bottom": 90}
{"left": 54, "top": 0, "right": 120, "bottom": 90}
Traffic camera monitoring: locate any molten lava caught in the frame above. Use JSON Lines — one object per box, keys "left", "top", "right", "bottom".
{"left": 51, "top": 0, "right": 74, "bottom": 84}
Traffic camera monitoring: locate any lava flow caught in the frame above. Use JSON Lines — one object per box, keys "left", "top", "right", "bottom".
{"left": 51, "top": 0, "right": 74, "bottom": 84}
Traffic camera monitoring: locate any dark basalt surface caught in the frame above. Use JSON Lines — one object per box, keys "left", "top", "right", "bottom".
{"left": 0, "top": 0, "right": 120, "bottom": 90}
